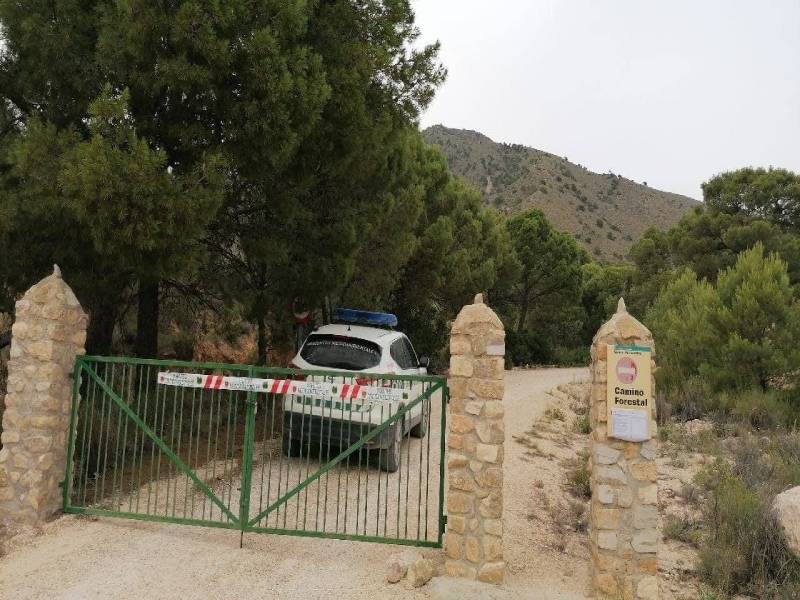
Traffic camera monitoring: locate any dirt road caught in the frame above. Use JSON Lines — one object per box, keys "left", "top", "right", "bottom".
{"left": 0, "top": 367, "right": 589, "bottom": 600}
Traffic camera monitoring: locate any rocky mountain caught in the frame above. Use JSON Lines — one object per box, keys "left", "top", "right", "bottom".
{"left": 423, "top": 125, "right": 699, "bottom": 262}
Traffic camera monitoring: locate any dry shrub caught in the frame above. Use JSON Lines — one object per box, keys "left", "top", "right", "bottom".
{"left": 696, "top": 454, "right": 800, "bottom": 597}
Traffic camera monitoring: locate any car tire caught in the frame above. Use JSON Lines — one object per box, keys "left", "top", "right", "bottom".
{"left": 379, "top": 421, "right": 403, "bottom": 472}
{"left": 409, "top": 403, "right": 428, "bottom": 438}
{"left": 282, "top": 431, "right": 301, "bottom": 457}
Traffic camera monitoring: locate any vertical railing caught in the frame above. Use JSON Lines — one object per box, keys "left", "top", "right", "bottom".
{"left": 63, "top": 356, "right": 447, "bottom": 548}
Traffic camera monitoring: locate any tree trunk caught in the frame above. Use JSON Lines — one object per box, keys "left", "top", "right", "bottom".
{"left": 256, "top": 313, "right": 268, "bottom": 366}
{"left": 516, "top": 289, "right": 530, "bottom": 335}
{"left": 135, "top": 280, "right": 159, "bottom": 358}
{"left": 86, "top": 301, "right": 118, "bottom": 355}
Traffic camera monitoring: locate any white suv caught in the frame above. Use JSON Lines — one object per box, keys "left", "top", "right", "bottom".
{"left": 284, "top": 310, "right": 430, "bottom": 472}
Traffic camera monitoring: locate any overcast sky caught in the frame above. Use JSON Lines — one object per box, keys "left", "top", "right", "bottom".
{"left": 412, "top": 0, "right": 800, "bottom": 200}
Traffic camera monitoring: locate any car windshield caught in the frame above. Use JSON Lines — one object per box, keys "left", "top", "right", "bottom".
{"left": 300, "top": 334, "right": 382, "bottom": 370}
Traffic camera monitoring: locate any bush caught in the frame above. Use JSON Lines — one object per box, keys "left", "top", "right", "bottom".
{"left": 566, "top": 458, "right": 591, "bottom": 499}
{"left": 695, "top": 440, "right": 800, "bottom": 597}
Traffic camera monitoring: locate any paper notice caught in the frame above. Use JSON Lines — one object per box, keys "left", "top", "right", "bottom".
{"left": 610, "top": 408, "right": 649, "bottom": 442}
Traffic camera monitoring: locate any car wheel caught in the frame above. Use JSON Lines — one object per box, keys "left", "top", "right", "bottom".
{"left": 409, "top": 403, "right": 428, "bottom": 438}
{"left": 379, "top": 421, "right": 402, "bottom": 472}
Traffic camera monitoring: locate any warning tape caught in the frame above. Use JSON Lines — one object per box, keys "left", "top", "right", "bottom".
{"left": 157, "top": 372, "right": 410, "bottom": 403}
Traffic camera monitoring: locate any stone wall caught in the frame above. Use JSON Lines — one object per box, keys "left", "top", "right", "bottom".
{"left": 445, "top": 293, "right": 506, "bottom": 584}
{"left": 589, "top": 299, "right": 658, "bottom": 599}
{"left": 0, "top": 266, "right": 87, "bottom": 527}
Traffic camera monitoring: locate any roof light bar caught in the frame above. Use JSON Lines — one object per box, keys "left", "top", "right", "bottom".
{"left": 333, "top": 308, "right": 398, "bottom": 328}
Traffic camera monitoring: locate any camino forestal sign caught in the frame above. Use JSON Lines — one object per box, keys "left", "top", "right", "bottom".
{"left": 606, "top": 344, "right": 652, "bottom": 442}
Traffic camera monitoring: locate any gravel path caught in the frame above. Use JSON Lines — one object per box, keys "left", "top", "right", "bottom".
{"left": 0, "top": 367, "right": 590, "bottom": 600}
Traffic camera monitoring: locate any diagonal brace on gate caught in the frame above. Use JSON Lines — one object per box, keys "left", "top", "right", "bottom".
{"left": 78, "top": 361, "right": 240, "bottom": 525}
{"left": 246, "top": 380, "right": 443, "bottom": 528}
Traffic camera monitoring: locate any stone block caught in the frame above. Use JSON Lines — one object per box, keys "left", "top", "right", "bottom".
{"left": 476, "top": 443, "right": 500, "bottom": 464}
{"left": 445, "top": 561, "right": 476, "bottom": 579}
{"left": 1, "top": 430, "right": 20, "bottom": 445}
{"left": 636, "top": 575, "right": 658, "bottom": 599}
{"left": 465, "top": 536, "right": 481, "bottom": 563}
{"left": 617, "top": 487, "right": 634, "bottom": 508}
{"left": 484, "top": 518, "right": 502, "bottom": 537}
{"left": 594, "top": 507, "right": 621, "bottom": 530}
{"left": 595, "top": 464, "right": 627, "bottom": 485}
{"left": 448, "top": 515, "right": 466, "bottom": 534}
{"left": 483, "top": 535, "right": 503, "bottom": 561}
{"left": 594, "top": 572, "right": 618, "bottom": 596}
{"left": 630, "top": 460, "right": 658, "bottom": 482}
{"left": 597, "top": 530, "right": 618, "bottom": 550}
{"left": 475, "top": 357, "right": 504, "bottom": 379}
{"left": 483, "top": 402, "right": 504, "bottom": 418}
{"left": 450, "top": 335, "right": 472, "bottom": 355}
{"left": 406, "top": 558, "right": 434, "bottom": 588}
{"left": 594, "top": 443, "right": 621, "bottom": 465}
{"left": 633, "top": 505, "right": 659, "bottom": 529}
{"left": 465, "top": 401, "right": 484, "bottom": 415}
{"left": 632, "top": 529, "right": 658, "bottom": 553}
{"left": 449, "top": 471, "right": 475, "bottom": 492}
{"left": 596, "top": 484, "right": 615, "bottom": 504}
{"left": 451, "top": 414, "right": 475, "bottom": 434}
{"left": 477, "top": 561, "right": 505, "bottom": 585}
{"left": 450, "top": 356, "right": 474, "bottom": 378}
{"left": 479, "top": 491, "right": 503, "bottom": 518}
{"left": 468, "top": 378, "right": 504, "bottom": 400}
{"left": 445, "top": 532, "right": 463, "bottom": 559}
{"left": 475, "top": 467, "right": 502, "bottom": 490}
{"left": 638, "top": 484, "right": 658, "bottom": 505}
{"left": 640, "top": 441, "right": 658, "bottom": 461}
{"left": 448, "top": 492, "right": 474, "bottom": 514}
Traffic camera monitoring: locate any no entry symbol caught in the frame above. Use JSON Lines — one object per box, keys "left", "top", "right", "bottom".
{"left": 616, "top": 357, "right": 638, "bottom": 384}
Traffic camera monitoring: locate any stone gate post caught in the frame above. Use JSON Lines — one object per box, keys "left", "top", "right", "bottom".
{"left": 589, "top": 299, "right": 658, "bottom": 599}
{"left": 445, "top": 293, "right": 506, "bottom": 584}
{"left": 0, "top": 266, "right": 88, "bottom": 527}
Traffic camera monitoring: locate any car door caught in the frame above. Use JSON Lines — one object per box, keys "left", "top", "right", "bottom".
{"left": 389, "top": 336, "right": 424, "bottom": 429}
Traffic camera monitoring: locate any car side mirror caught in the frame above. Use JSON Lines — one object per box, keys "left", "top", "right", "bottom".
{"left": 418, "top": 356, "right": 430, "bottom": 369}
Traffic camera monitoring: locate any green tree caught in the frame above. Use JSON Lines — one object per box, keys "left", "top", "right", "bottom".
{"left": 648, "top": 244, "right": 800, "bottom": 393}
{"left": 580, "top": 262, "right": 635, "bottom": 340}
{"left": 95, "top": 0, "right": 330, "bottom": 358}
{"left": 628, "top": 206, "right": 800, "bottom": 314}
{"left": 505, "top": 209, "right": 587, "bottom": 335}
{"left": 703, "top": 167, "right": 800, "bottom": 231}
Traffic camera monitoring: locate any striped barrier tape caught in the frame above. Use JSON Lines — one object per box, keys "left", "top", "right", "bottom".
{"left": 157, "top": 372, "right": 411, "bottom": 403}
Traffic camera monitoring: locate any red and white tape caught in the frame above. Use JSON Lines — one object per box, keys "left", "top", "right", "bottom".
{"left": 157, "top": 372, "right": 409, "bottom": 403}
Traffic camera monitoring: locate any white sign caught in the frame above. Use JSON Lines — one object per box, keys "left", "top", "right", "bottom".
{"left": 610, "top": 408, "right": 650, "bottom": 442}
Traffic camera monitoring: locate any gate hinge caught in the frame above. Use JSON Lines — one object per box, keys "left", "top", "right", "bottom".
{"left": 58, "top": 479, "right": 65, "bottom": 489}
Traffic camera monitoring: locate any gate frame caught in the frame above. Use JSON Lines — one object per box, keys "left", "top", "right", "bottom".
{"left": 63, "top": 355, "right": 448, "bottom": 548}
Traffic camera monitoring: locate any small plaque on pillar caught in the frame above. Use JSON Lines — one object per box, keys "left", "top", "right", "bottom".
{"left": 606, "top": 344, "right": 652, "bottom": 442}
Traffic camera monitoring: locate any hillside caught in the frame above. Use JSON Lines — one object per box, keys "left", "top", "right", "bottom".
{"left": 423, "top": 125, "right": 699, "bottom": 262}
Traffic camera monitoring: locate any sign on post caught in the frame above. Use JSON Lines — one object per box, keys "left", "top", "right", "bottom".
{"left": 606, "top": 344, "right": 652, "bottom": 442}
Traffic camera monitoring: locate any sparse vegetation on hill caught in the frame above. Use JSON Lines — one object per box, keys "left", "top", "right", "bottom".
{"left": 422, "top": 125, "right": 699, "bottom": 262}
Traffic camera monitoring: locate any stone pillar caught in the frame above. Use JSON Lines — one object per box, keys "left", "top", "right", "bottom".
{"left": 589, "top": 299, "right": 658, "bottom": 599}
{"left": 445, "top": 293, "right": 506, "bottom": 584}
{"left": 0, "top": 266, "right": 88, "bottom": 527}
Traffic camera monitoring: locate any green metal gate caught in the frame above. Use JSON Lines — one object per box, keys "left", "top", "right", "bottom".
{"left": 63, "top": 356, "right": 447, "bottom": 548}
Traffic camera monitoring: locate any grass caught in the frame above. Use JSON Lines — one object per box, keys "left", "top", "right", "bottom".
{"left": 544, "top": 406, "right": 565, "bottom": 421}
{"left": 564, "top": 449, "right": 591, "bottom": 500}
{"left": 573, "top": 414, "right": 591, "bottom": 435}
{"left": 663, "top": 515, "right": 701, "bottom": 546}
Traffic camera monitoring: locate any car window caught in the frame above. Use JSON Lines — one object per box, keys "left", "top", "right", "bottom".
{"left": 300, "top": 334, "right": 381, "bottom": 370}
{"left": 390, "top": 337, "right": 416, "bottom": 369}
{"left": 403, "top": 337, "right": 419, "bottom": 366}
